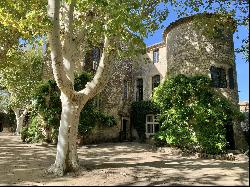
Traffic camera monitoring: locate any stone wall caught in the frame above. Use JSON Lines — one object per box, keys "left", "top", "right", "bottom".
{"left": 165, "top": 15, "right": 238, "bottom": 104}
{"left": 83, "top": 60, "right": 135, "bottom": 143}
{"left": 130, "top": 14, "right": 247, "bottom": 150}
{"left": 132, "top": 45, "right": 168, "bottom": 101}
{"left": 164, "top": 14, "right": 246, "bottom": 151}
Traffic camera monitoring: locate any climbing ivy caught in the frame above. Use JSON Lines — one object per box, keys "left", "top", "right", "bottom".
{"left": 21, "top": 71, "right": 117, "bottom": 143}
{"left": 131, "top": 101, "right": 159, "bottom": 142}
{"left": 152, "top": 74, "right": 245, "bottom": 154}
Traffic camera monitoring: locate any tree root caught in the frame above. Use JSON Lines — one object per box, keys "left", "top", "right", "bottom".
{"left": 46, "top": 161, "right": 80, "bottom": 177}
{"left": 47, "top": 163, "right": 64, "bottom": 177}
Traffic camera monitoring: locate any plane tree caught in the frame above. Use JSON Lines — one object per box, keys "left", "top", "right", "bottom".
{"left": 0, "top": 0, "right": 248, "bottom": 176}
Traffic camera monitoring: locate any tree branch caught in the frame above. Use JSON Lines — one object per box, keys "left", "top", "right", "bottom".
{"left": 77, "top": 34, "right": 116, "bottom": 101}
{"left": 47, "top": 0, "right": 73, "bottom": 95}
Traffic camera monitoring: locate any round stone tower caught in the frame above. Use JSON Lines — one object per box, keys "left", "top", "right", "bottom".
{"left": 164, "top": 13, "right": 238, "bottom": 104}
{"left": 164, "top": 13, "right": 248, "bottom": 150}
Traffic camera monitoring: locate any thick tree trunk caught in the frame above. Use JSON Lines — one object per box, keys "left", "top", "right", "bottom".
{"left": 13, "top": 108, "right": 27, "bottom": 135}
{"left": 48, "top": 93, "right": 82, "bottom": 176}
{"left": 47, "top": 0, "right": 117, "bottom": 176}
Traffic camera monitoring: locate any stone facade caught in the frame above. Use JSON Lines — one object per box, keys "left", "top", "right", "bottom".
{"left": 239, "top": 101, "right": 249, "bottom": 113}
{"left": 164, "top": 14, "right": 238, "bottom": 104}
{"left": 27, "top": 13, "right": 246, "bottom": 150}
{"left": 129, "top": 14, "right": 246, "bottom": 149}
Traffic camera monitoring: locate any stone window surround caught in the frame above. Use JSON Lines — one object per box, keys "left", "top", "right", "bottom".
{"left": 145, "top": 114, "right": 159, "bottom": 138}
{"left": 134, "top": 76, "right": 145, "bottom": 101}
{"left": 151, "top": 74, "right": 161, "bottom": 93}
{"left": 92, "top": 47, "right": 101, "bottom": 71}
{"left": 209, "top": 63, "right": 236, "bottom": 90}
{"left": 153, "top": 48, "right": 159, "bottom": 64}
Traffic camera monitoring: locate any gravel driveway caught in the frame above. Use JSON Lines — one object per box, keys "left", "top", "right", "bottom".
{"left": 0, "top": 133, "right": 249, "bottom": 186}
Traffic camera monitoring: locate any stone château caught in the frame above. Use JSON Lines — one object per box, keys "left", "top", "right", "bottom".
{"left": 83, "top": 13, "right": 247, "bottom": 150}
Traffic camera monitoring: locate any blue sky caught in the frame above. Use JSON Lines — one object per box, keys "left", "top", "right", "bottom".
{"left": 143, "top": 9, "right": 249, "bottom": 102}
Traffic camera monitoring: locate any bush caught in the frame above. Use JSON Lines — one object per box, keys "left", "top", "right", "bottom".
{"left": 23, "top": 71, "right": 117, "bottom": 143}
{"left": 152, "top": 74, "right": 244, "bottom": 154}
{"left": 21, "top": 116, "right": 45, "bottom": 143}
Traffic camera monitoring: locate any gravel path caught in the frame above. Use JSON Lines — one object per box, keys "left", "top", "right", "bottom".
{"left": 0, "top": 133, "right": 249, "bottom": 186}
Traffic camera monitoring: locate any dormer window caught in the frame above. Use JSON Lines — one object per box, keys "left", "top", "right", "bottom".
{"left": 153, "top": 49, "right": 159, "bottom": 64}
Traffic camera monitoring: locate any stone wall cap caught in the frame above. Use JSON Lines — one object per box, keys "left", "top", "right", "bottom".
{"left": 146, "top": 42, "right": 166, "bottom": 52}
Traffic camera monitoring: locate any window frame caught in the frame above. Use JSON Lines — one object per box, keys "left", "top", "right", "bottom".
{"left": 152, "top": 75, "right": 160, "bottom": 92}
{"left": 136, "top": 78, "right": 143, "bottom": 101}
{"left": 153, "top": 49, "right": 159, "bottom": 64}
{"left": 123, "top": 79, "right": 129, "bottom": 100}
{"left": 145, "top": 114, "right": 159, "bottom": 138}
{"left": 210, "top": 66, "right": 227, "bottom": 88}
{"left": 228, "top": 68, "right": 235, "bottom": 89}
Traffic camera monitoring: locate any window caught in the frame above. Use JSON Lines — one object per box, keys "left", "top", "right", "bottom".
{"left": 228, "top": 68, "right": 235, "bottom": 89}
{"left": 153, "top": 49, "right": 159, "bottom": 64}
{"left": 93, "top": 47, "right": 100, "bottom": 71}
{"left": 145, "top": 114, "right": 159, "bottom": 138}
{"left": 152, "top": 75, "right": 160, "bottom": 92}
{"left": 136, "top": 78, "right": 143, "bottom": 101}
{"left": 123, "top": 80, "right": 129, "bottom": 99}
{"left": 210, "top": 66, "right": 227, "bottom": 88}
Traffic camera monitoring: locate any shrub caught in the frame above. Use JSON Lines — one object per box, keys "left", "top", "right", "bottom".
{"left": 152, "top": 74, "right": 244, "bottom": 154}
{"left": 21, "top": 115, "right": 44, "bottom": 143}
{"left": 23, "top": 71, "right": 117, "bottom": 143}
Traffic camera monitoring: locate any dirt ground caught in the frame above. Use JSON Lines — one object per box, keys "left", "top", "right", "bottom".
{"left": 0, "top": 132, "right": 249, "bottom": 186}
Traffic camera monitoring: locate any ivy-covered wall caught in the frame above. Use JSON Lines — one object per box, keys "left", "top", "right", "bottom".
{"left": 130, "top": 101, "right": 159, "bottom": 142}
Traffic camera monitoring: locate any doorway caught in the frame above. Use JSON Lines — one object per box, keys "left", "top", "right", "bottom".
{"left": 120, "top": 117, "right": 130, "bottom": 141}
{"left": 225, "top": 121, "right": 235, "bottom": 150}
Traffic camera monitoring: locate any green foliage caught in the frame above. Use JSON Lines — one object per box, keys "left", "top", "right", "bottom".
{"left": 74, "top": 72, "right": 93, "bottom": 91}
{"left": 78, "top": 102, "right": 117, "bottom": 135}
{"left": 22, "top": 71, "right": 117, "bottom": 143}
{"left": 152, "top": 74, "right": 244, "bottom": 154}
{"left": 32, "top": 79, "right": 61, "bottom": 130}
{"left": 0, "top": 48, "right": 43, "bottom": 109}
{"left": 21, "top": 115, "right": 45, "bottom": 143}
{"left": 131, "top": 101, "right": 159, "bottom": 142}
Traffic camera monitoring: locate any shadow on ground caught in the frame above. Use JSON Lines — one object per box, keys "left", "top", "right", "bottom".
{"left": 0, "top": 133, "right": 249, "bottom": 186}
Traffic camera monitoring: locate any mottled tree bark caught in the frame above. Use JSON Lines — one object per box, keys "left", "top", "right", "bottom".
{"left": 13, "top": 108, "right": 27, "bottom": 135}
{"left": 47, "top": 0, "right": 116, "bottom": 176}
